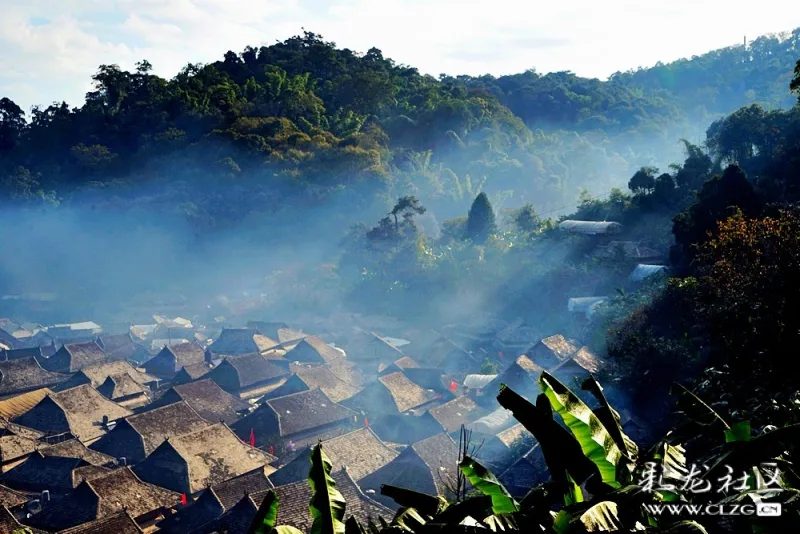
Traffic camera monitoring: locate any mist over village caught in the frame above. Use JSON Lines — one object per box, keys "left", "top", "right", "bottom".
{"left": 2, "top": 7, "right": 800, "bottom": 533}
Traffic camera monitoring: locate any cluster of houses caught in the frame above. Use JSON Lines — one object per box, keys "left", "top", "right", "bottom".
{"left": 558, "top": 220, "right": 668, "bottom": 320}
{"left": 0, "top": 303, "right": 644, "bottom": 533}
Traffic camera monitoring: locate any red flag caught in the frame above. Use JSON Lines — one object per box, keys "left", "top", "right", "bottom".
{"left": 449, "top": 380, "right": 458, "bottom": 392}
{"left": 364, "top": 417, "right": 369, "bottom": 427}
{"left": 249, "top": 428, "right": 255, "bottom": 447}
{"left": 180, "top": 493, "right": 187, "bottom": 506}
{"left": 269, "top": 445, "right": 275, "bottom": 456}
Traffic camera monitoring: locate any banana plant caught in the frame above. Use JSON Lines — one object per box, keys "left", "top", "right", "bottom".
{"left": 247, "top": 440, "right": 346, "bottom": 534}
{"left": 458, "top": 456, "right": 520, "bottom": 515}
{"left": 496, "top": 385, "right": 607, "bottom": 499}
{"left": 248, "top": 491, "right": 280, "bottom": 534}
{"left": 539, "top": 371, "right": 631, "bottom": 487}
{"left": 308, "top": 442, "right": 347, "bottom": 534}
{"left": 246, "top": 378, "right": 799, "bottom": 533}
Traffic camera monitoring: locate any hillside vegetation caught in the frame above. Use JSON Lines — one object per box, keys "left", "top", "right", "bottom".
{"left": 1, "top": 30, "right": 799, "bottom": 235}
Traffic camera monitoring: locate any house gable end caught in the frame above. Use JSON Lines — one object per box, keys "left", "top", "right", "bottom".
{"left": 88, "top": 419, "right": 147, "bottom": 464}
{"left": 11, "top": 395, "right": 71, "bottom": 436}
{"left": 132, "top": 440, "right": 190, "bottom": 495}
{"left": 206, "top": 360, "right": 242, "bottom": 393}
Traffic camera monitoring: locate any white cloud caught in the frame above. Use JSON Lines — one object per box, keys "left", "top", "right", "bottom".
{"left": 1, "top": 0, "right": 798, "bottom": 114}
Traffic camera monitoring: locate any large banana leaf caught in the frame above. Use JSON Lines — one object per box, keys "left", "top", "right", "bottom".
{"left": 647, "top": 441, "right": 688, "bottom": 497}
{"left": 724, "top": 420, "right": 751, "bottom": 443}
{"left": 433, "top": 496, "right": 493, "bottom": 523}
{"left": 496, "top": 385, "right": 605, "bottom": 495}
{"left": 482, "top": 514, "right": 518, "bottom": 532}
{"left": 576, "top": 501, "right": 623, "bottom": 531}
{"left": 539, "top": 372, "right": 624, "bottom": 487}
{"left": 581, "top": 376, "right": 639, "bottom": 462}
{"left": 565, "top": 472, "right": 584, "bottom": 506}
{"left": 247, "top": 490, "right": 279, "bottom": 534}
{"left": 274, "top": 527, "right": 305, "bottom": 534}
{"left": 458, "top": 456, "right": 519, "bottom": 514}
{"left": 391, "top": 508, "right": 427, "bottom": 531}
{"left": 671, "top": 383, "right": 729, "bottom": 429}
{"left": 553, "top": 502, "right": 622, "bottom": 533}
{"left": 308, "top": 441, "right": 347, "bottom": 534}
{"left": 380, "top": 485, "right": 447, "bottom": 517}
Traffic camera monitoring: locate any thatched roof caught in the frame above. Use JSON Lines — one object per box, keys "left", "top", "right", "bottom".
{"left": 12, "top": 384, "right": 133, "bottom": 442}
{"left": 41, "top": 341, "right": 106, "bottom": 374}
{"left": 429, "top": 396, "right": 487, "bottom": 432}
{"left": 252, "top": 469, "right": 392, "bottom": 532}
{"left": 58, "top": 511, "right": 144, "bottom": 534}
{"left": 133, "top": 423, "right": 276, "bottom": 494}
{"left": 23, "top": 467, "right": 179, "bottom": 531}
{"left": 146, "top": 379, "right": 251, "bottom": 425}
{"left": 265, "top": 362, "right": 361, "bottom": 403}
{"left": 0, "top": 387, "right": 52, "bottom": 419}
{"left": 269, "top": 428, "right": 398, "bottom": 486}
{"left": 89, "top": 401, "right": 211, "bottom": 463}
{"left": 209, "top": 328, "right": 279, "bottom": 355}
{"left": 0, "top": 357, "right": 70, "bottom": 396}
{"left": 343, "top": 372, "right": 438, "bottom": 415}
{"left": 206, "top": 353, "right": 288, "bottom": 391}
{"left": 284, "top": 336, "right": 345, "bottom": 364}
{"left": 358, "top": 433, "right": 459, "bottom": 506}
{"left": 264, "top": 388, "right": 356, "bottom": 437}
{"left": 39, "top": 438, "right": 116, "bottom": 467}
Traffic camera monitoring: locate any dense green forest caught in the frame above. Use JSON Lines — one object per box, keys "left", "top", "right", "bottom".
{"left": 1, "top": 30, "right": 799, "bottom": 234}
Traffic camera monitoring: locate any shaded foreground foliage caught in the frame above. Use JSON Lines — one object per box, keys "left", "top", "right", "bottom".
{"left": 249, "top": 375, "right": 798, "bottom": 533}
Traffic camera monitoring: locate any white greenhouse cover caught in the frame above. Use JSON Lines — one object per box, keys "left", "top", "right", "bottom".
{"left": 629, "top": 264, "right": 667, "bottom": 282}
{"left": 463, "top": 374, "right": 497, "bottom": 389}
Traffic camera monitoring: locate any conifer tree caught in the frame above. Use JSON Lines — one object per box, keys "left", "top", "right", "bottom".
{"left": 466, "top": 192, "right": 497, "bottom": 243}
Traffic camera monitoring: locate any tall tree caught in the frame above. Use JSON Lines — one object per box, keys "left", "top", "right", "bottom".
{"left": 511, "top": 203, "right": 539, "bottom": 233}
{"left": 0, "top": 98, "right": 25, "bottom": 152}
{"left": 674, "top": 140, "right": 713, "bottom": 192}
{"left": 671, "top": 164, "right": 762, "bottom": 271}
{"left": 627, "top": 167, "right": 657, "bottom": 194}
{"left": 466, "top": 192, "right": 497, "bottom": 243}
{"left": 790, "top": 58, "right": 800, "bottom": 102}
{"left": 390, "top": 196, "right": 426, "bottom": 233}
{"left": 367, "top": 196, "right": 426, "bottom": 244}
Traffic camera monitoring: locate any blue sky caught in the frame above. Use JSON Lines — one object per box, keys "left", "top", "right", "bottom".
{"left": 1, "top": 0, "right": 798, "bottom": 114}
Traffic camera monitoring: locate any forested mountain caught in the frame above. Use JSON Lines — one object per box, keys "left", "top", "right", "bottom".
{"left": 1, "top": 29, "right": 799, "bottom": 239}
{"left": 2, "top": 28, "right": 800, "bottom": 324}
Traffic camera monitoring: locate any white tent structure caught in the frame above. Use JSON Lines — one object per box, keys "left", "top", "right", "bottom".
{"left": 463, "top": 374, "right": 497, "bottom": 389}
{"left": 629, "top": 264, "right": 667, "bottom": 282}
{"left": 559, "top": 220, "right": 622, "bottom": 235}
{"left": 568, "top": 297, "right": 609, "bottom": 319}
{"left": 465, "top": 407, "right": 517, "bottom": 435}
